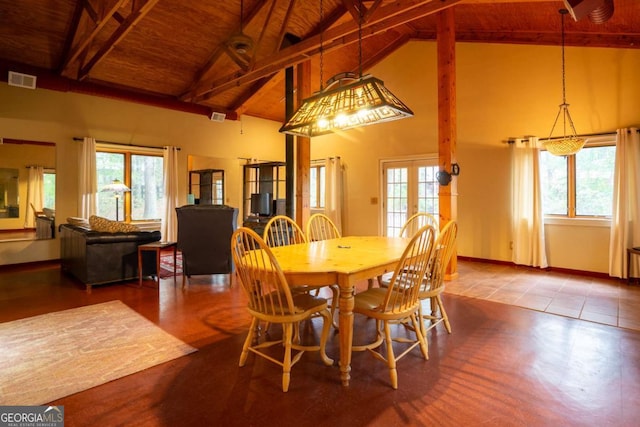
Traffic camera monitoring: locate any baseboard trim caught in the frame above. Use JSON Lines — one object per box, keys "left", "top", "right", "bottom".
{"left": 457, "top": 255, "right": 613, "bottom": 280}
{"left": 0, "top": 259, "right": 60, "bottom": 272}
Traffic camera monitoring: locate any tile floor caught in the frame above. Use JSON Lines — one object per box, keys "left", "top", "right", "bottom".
{"left": 445, "top": 259, "right": 640, "bottom": 331}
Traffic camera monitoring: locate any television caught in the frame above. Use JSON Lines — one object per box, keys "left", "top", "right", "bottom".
{"left": 250, "top": 193, "right": 272, "bottom": 216}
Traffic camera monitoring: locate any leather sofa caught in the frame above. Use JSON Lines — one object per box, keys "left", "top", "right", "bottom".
{"left": 59, "top": 223, "right": 161, "bottom": 290}
{"left": 175, "top": 204, "right": 238, "bottom": 280}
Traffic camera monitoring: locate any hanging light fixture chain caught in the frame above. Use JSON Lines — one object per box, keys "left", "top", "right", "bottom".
{"left": 543, "top": 8, "right": 585, "bottom": 156}
{"left": 358, "top": 0, "right": 363, "bottom": 79}
{"left": 561, "top": 9, "right": 566, "bottom": 105}
{"left": 320, "top": 0, "right": 324, "bottom": 90}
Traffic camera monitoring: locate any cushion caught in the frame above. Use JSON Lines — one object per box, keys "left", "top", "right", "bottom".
{"left": 67, "top": 216, "right": 89, "bottom": 227}
{"left": 89, "top": 215, "right": 140, "bottom": 233}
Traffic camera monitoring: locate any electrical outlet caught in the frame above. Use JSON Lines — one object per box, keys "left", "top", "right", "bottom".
{"left": 370, "top": 197, "right": 378, "bottom": 205}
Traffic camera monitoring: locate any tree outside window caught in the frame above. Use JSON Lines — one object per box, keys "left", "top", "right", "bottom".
{"left": 96, "top": 150, "right": 164, "bottom": 222}
{"left": 540, "top": 141, "right": 615, "bottom": 218}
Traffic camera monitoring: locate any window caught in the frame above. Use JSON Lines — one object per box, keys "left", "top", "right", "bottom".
{"left": 43, "top": 170, "right": 55, "bottom": 209}
{"left": 540, "top": 137, "right": 616, "bottom": 218}
{"left": 96, "top": 148, "right": 164, "bottom": 222}
{"left": 310, "top": 164, "right": 325, "bottom": 209}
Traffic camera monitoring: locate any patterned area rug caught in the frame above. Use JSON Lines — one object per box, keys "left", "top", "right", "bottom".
{"left": 0, "top": 300, "right": 196, "bottom": 405}
{"left": 160, "top": 251, "right": 183, "bottom": 277}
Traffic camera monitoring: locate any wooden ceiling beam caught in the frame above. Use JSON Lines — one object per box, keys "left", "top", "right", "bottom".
{"left": 193, "top": 0, "right": 465, "bottom": 101}
{"left": 78, "top": 0, "right": 160, "bottom": 81}
{"left": 358, "top": 31, "right": 412, "bottom": 74}
{"left": 59, "top": 0, "right": 129, "bottom": 74}
{"left": 231, "top": 73, "right": 281, "bottom": 117}
{"left": 179, "top": 0, "right": 271, "bottom": 102}
{"left": 225, "top": 0, "right": 348, "bottom": 116}
{"left": 412, "top": 30, "right": 640, "bottom": 49}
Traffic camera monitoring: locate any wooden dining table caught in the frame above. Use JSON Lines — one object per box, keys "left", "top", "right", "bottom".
{"left": 267, "top": 235, "right": 410, "bottom": 386}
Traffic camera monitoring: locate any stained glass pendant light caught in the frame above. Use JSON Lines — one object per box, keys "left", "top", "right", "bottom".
{"left": 279, "top": 0, "right": 413, "bottom": 138}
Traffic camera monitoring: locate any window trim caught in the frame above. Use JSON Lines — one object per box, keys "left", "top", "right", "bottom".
{"left": 96, "top": 144, "right": 164, "bottom": 223}
{"left": 541, "top": 135, "right": 616, "bottom": 221}
{"left": 309, "top": 162, "right": 325, "bottom": 210}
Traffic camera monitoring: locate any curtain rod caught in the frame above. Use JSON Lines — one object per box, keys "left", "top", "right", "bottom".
{"left": 311, "top": 156, "right": 341, "bottom": 162}
{"left": 507, "top": 131, "right": 620, "bottom": 144}
{"left": 25, "top": 165, "right": 48, "bottom": 168}
{"left": 537, "top": 131, "right": 617, "bottom": 142}
{"left": 73, "top": 137, "right": 180, "bottom": 150}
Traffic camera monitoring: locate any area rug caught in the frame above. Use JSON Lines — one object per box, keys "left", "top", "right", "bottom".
{"left": 160, "top": 251, "right": 183, "bottom": 278}
{"left": 0, "top": 300, "right": 196, "bottom": 405}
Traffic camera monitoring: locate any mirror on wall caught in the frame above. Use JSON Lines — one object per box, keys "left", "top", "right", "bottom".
{"left": 0, "top": 168, "right": 19, "bottom": 218}
{"left": 0, "top": 139, "right": 56, "bottom": 242}
{"left": 187, "top": 155, "right": 243, "bottom": 210}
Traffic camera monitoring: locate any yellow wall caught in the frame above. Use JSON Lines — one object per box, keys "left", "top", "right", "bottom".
{"left": 1, "top": 41, "right": 639, "bottom": 273}
{"left": 0, "top": 86, "right": 285, "bottom": 264}
{"left": 311, "top": 41, "right": 640, "bottom": 272}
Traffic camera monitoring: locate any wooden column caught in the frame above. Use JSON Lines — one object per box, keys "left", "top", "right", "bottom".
{"left": 295, "top": 60, "right": 311, "bottom": 228}
{"left": 437, "top": 8, "right": 458, "bottom": 278}
{"left": 285, "top": 67, "right": 295, "bottom": 219}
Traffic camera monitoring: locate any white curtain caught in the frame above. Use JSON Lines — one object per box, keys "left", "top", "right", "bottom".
{"left": 511, "top": 137, "right": 548, "bottom": 268}
{"left": 161, "top": 146, "right": 179, "bottom": 242}
{"left": 609, "top": 128, "right": 640, "bottom": 278}
{"left": 79, "top": 137, "right": 97, "bottom": 218}
{"left": 325, "top": 157, "right": 344, "bottom": 234}
{"left": 24, "top": 166, "right": 44, "bottom": 228}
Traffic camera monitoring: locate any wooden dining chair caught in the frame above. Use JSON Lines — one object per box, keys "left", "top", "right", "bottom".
{"left": 262, "top": 215, "right": 307, "bottom": 247}
{"left": 305, "top": 213, "right": 341, "bottom": 241}
{"left": 378, "top": 220, "right": 456, "bottom": 336}
{"left": 263, "top": 214, "right": 339, "bottom": 329}
{"left": 371, "top": 212, "right": 439, "bottom": 289}
{"left": 231, "top": 227, "right": 334, "bottom": 392}
{"left": 416, "top": 220, "right": 458, "bottom": 337}
{"left": 399, "top": 212, "right": 438, "bottom": 238}
{"left": 352, "top": 224, "right": 436, "bottom": 389}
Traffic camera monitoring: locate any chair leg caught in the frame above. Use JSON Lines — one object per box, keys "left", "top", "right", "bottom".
{"left": 240, "top": 317, "right": 258, "bottom": 367}
{"left": 382, "top": 321, "right": 398, "bottom": 390}
{"left": 417, "top": 304, "right": 427, "bottom": 338}
{"left": 318, "top": 309, "right": 334, "bottom": 366}
{"left": 436, "top": 295, "right": 452, "bottom": 333}
{"left": 328, "top": 285, "right": 339, "bottom": 330}
{"left": 282, "top": 323, "right": 293, "bottom": 392}
{"left": 411, "top": 313, "right": 429, "bottom": 360}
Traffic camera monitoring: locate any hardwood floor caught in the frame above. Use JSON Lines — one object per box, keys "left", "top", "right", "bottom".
{"left": 1, "top": 260, "right": 639, "bottom": 426}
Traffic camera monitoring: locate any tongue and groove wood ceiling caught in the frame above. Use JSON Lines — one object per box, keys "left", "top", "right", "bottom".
{"left": 0, "top": 0, "right": 637, "bottom": 123}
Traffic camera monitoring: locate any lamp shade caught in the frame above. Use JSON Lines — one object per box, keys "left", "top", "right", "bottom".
{"left": 279, "top": 75, "right": 414, "bottom": 137}
{"left": 101, "top": 179, "right": 131, "bottom": 193}
{"left": 543, "top": 137, "right": 586, "bottom": 156}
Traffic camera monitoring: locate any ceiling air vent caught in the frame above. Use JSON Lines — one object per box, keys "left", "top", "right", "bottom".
{"left": 8, "top": 71, "right": 37, "bottom": 89}
{"left": 210, "top": 112, "right": 226, "bottom": 122}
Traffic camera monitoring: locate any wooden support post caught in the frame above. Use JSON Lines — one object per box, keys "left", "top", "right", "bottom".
{"left": 295, "top": 60, "right": 311, "bottom": 228}
{"left": 437, "top": 8, "right": 458, "bottom": 279}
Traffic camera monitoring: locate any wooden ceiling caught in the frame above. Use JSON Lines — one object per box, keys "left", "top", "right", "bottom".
{"left": 0, "top": 0, "right": 638, "bottom": 123}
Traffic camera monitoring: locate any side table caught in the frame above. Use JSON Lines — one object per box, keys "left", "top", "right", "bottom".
{"left": 138, "top": 241, "right": 178, "bottom": 286}
{"left": 628, "top": 247, "right": 640, "bottom": 285}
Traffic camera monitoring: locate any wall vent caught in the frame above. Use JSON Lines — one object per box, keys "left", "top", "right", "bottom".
{"left": 210, "top": 112, "right": 226, "bottom": 122}
{"left": 8, "top": 71, "right": 37, "bottom": 89}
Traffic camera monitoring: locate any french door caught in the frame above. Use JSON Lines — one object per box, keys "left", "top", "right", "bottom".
{"left": 382, "top": 158, "right": 439, "bottom": 237}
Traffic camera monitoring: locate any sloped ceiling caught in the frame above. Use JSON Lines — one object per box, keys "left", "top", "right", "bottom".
{"left": 0, "top": 0, "right": 637, "bottom": 123}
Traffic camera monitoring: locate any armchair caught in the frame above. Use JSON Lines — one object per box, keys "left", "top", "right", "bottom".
{"left": 175, "top": 204, "right": 238, "bottom": 281}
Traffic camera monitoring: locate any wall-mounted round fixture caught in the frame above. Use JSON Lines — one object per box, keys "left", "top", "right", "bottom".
{"left": 436, "top": 163, "right": 460, "bottom": 186}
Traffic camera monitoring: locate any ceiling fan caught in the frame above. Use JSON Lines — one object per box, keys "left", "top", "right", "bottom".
{"left": 226, "top": 0, "right": 255, "bottom": 68}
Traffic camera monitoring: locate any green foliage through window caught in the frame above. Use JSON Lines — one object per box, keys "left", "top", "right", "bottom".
{"left": 540, "top": 141, "right": 615, "bottom": 218}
